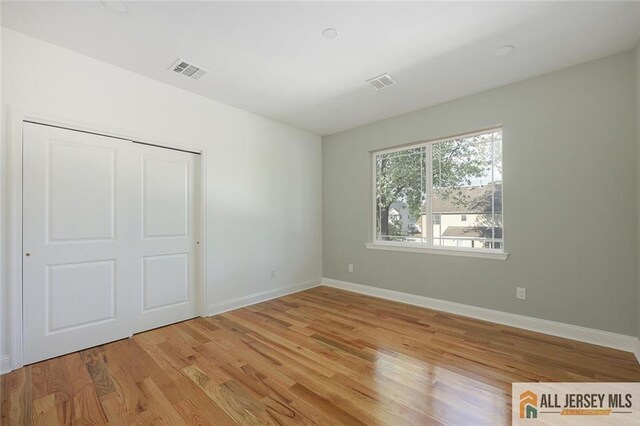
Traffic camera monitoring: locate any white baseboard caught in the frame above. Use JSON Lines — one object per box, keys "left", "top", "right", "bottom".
{"left": 0, "top": 355, "right": 11, "bottom": 375}
{"left": 322, "top": 278, "right": 639, "bottom": 356}
{"left": 206, "top": 279, "right": 321, "bottom": 316}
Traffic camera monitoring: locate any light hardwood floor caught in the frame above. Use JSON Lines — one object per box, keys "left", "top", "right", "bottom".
{"left": 2, "top": 286, "right": 640, "bottom": 425}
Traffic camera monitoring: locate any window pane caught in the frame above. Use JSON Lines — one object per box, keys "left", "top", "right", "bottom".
{"left": 375, "top": 147, "right": 426, "bottom": 242}
{"left": 431, "top": 131, "right": 501, "bottom": 249}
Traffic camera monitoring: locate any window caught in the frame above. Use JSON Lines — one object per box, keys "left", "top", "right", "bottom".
{"left": 373, "top": 128, "right": 503, "bottom": 252}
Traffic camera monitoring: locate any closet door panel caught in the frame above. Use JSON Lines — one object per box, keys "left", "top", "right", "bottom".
{"left": 22, "top": 123, "right": 134, "bottom": 364}
{"left": 131, "top": 144, "right": 199, "bottom": 333}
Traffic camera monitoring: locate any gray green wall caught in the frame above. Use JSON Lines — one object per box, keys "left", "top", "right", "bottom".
{"left": 323, "top": 50, "right": 638, "bottom": 336}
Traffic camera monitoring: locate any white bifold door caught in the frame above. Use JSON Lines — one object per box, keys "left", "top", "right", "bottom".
{"left": 23, "top": 122, "right": 199, "bottom": 364}
{"left": 129, "top": 141, "right": 200, "bottom": 334}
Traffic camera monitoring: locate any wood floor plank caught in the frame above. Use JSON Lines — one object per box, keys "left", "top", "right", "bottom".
{"left": 31, "top": 394, "right": 56, "bottom": 426}
{"left": 160, "top": 376, "right": 237, "bottom": 426}
{"left": 70, "top": 385, "right": 109, "bottom": 425}
{"left": 135, "top": 378, "right": 187, "bottom": 425}
{"left": 2, "top": 286, "right": 640, "bottom": 425}
{"left": 0, "top": 368, "right": 30, "bottom": 426}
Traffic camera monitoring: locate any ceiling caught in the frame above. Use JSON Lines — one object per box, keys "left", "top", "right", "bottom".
{"left": 2, "top": 1, "right": 640, "bottom": 136}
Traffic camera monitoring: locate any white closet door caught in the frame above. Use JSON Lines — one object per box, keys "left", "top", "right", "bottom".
{"left": 130, "top": 143, "right": 199, "bottom": 333}
{"left": 22, "top": 123, "right": 134, "bottom": 364}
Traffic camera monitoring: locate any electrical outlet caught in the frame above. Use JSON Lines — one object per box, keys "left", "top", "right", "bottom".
{"left": 269, "top": 270, "right": 276, "bottom": 279}
{"left": 516, "top": 287, "right": 526, "bottom": 300}
{"left": 348, "top": 264, "right": 354, "bottom": 273}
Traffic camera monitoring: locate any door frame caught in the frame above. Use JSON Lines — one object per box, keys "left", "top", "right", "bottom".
{"left": 7, "top": 106, "right": 208, "bottom": 371}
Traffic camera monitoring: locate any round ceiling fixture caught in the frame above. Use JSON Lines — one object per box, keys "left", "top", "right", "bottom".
{"left": 100, "top": 0, "right": 128, "bottom": 14}
{"left": 322, "top": 28, "right": 338, "bottom": 39}
{"left": 495, "top": 45, "right": 516, "bottom": 57}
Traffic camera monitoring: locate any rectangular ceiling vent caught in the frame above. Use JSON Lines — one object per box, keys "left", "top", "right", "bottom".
{"left": 366, "top": 73, "right": 395, "bottom": 90}
{"left": 169, "top": 58, "right": 207, "bottom": 80}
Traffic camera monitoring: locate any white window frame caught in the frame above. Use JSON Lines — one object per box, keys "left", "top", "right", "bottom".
{"left": 368, "top": 127, "right": 508, "bottom": 260}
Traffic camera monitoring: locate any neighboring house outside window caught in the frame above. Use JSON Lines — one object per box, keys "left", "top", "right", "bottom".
{"left": 422, "top": 185, "right": 503, "bottom": 249}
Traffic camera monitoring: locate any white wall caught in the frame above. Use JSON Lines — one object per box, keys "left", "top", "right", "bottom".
{"left": 0, "top": 29, "right": 323, "bottom": 364}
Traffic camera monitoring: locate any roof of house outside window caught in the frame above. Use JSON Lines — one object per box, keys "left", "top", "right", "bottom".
{"left": 426, "top": 184, "right": 502, "bottom": 214}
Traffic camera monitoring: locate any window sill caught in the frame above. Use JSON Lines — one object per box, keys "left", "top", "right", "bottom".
{"left": 365, "top": 242, "right": 509, "bottom": 260}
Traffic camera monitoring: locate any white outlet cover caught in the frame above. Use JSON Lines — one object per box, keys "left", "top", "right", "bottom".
{"left": 348, "top": 264, "right": 354, "bottom": 272}
{"left": 516, "top": 287, "right": 526, "bottom": 300}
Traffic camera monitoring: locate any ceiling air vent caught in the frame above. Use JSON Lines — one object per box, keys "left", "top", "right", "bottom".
{"left": 366, "top": 73, "right": 395, "bottom": 90}
{"left": 169, "top": 58, "right": 207, "bottom": 80}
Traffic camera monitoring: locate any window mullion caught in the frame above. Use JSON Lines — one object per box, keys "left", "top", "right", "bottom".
{"left": 425, "top": 144, "right": 433, "bottom": 246}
